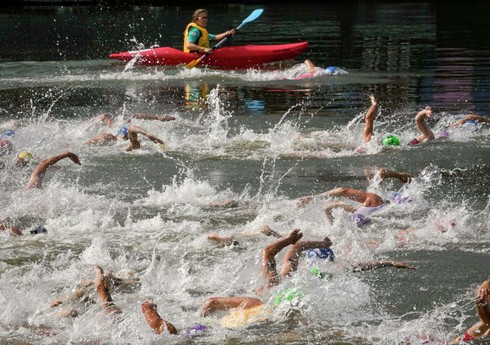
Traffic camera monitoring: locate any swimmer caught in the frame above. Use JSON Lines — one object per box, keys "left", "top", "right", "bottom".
{"left": 295, "top": 59, "right": 341, "bottom": 80}
{"left": 85, "top": 113, "right": 175, "bottom": 144}
{"left": 297, "top": 187, "right": 385, "bottom": 227}
{"left": 51, "top": 265, "right": 139, "bottom": 318}
{"left": 454, "top": 279, "right": 490, "bottom": 343}
{"left": 199, "top": 231, "right": 414, "bottom": 322}
{"left": 198, "top": 229, "right": 332, "bottom": 317}
{"left": 24, "top": 151, "right": 81, "bottom": 189}
{"left": 124, "top": 125, "right": 165, "bottom": 151}
{"left": 449, "top": 114, "right": 490, "bottom": 128}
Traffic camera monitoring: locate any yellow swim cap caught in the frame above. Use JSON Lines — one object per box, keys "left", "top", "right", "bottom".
{"left": 18, "top": 151, "right": 34, "bottom": 160}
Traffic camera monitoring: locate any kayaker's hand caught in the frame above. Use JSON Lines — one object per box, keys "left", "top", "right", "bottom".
{"left": 203, "top": 47, "right": 213, "bottom": 53}
{"left": 226, "top": 29, "right": 236, "bottom": 37}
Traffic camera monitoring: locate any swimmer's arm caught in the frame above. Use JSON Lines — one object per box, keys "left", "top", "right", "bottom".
{"left": 127, "top": 125, "right": 164, "bottom": 145}
{"left": 476, "top": 280, "right": 490, "bottom": 325}
{"left": 352, "top": 259, "right": 416, "bottom": 272}
{"left": 304, "top": 59, "right": 316, "bottom": 74}
{"left": 297, "top": 188, "right": 340, "bottom": 207}
{"left": 94, "top": 266, "right": 121, "bottom": 315}
{"left": 415, "top": 106, "right": 435, "bottom": 141}
{"left": 450, "top": 114, "right": 490, "bottom": 127}
{"left": 130, "top": 114, "right": 176, "bottom": 122}
{"left": 198, "top": 297, "right": 264, "bottom": 316}
{"left": 141, "top": 301, "right": 178, "bottom": 334}
{"left": 25, "top": 152, "right": 81, "bottom": 189}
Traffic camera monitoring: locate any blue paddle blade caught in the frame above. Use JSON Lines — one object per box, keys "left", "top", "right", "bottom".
{"left": 242, "top": 9, "right": 264, "bottom": 25}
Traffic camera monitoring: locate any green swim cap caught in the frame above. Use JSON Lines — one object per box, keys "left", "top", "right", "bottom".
{"left": 272, "top": 287, "right": 302, "bottom": 306}
{"left": 310, "top": 267, "right": 325, "bottom": 279}
{"left": 382, "top": 135, "right": 400, "bottom": 146}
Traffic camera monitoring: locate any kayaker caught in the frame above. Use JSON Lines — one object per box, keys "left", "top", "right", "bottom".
{"left": 183, "top": 9, "right": 236, "bottom": 53}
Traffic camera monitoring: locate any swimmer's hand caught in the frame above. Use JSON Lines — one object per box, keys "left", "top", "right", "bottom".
{"left": 297, "top": 195, "right": 313, "bottom": 207}
{"left": 392, "top": 261, "right": 416, "bottom": 270}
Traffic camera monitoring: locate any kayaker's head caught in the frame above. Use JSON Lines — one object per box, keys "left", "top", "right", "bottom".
{"left": 192, "top": 9, "right": 209, "bottom": 27}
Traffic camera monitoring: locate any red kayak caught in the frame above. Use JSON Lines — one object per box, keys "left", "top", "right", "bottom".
{"left": 109, "top": 42, "right": 309, "bottom": 69}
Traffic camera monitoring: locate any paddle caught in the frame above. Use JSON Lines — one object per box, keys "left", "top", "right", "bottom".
{"left": 185, "top": 9, "right": 264, "bottom": 69}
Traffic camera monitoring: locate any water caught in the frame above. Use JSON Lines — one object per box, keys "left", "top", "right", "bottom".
{"left": 1, "top": 2, "right": 489, "bottom": 344}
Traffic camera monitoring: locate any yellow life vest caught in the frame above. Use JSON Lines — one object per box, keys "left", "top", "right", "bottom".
{"left": 183, "top": 22, "right": 210, "bottom": 52}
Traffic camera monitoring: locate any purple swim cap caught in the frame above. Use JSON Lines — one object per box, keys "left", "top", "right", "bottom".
{"left": 352, "top": 213, "right": 371, "bottom": 227}
{"left": 186, "top": 324, "right": 207, "bottom": 337}
{"left": 390, "top": 191, "right": 412, "bottom": 204}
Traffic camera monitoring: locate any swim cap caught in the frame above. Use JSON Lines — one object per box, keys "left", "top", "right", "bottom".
{"left": 389, "top": 191, "right": 412, "bottom": 204}
{"left": 310, "top": 267, "right": 328, "bottom": 279}
{"left": 185, "top": 324, "right": 207, "bottom": 337}
{"left": 438, "top": 130, "right": 449, "bottom": 138}
{"left": 17, "top": 151, "right": 34, "bottom": 161}
{"left": 272, "top": 287, "right": 302, "bottom": 306}
{"left": 307, "top": 248, "right": 335, "bottom": 261}
{"left": 118, "top": 126, "right": 129, "bottom": 137}
{"left": 352, "top": 213, "right": 371, "bottom": 227}
{"left": 463, "top": 119, "right": 481, "bottom": 131}
{"left": 382, "top": 135, "right": 400, "bottom": 146}
{"left": 30, "top": 225, "right": 47, "bottom": 234}
{"left": 0, "top": 130, "right": 15, "bottom": 139}
{"left": 325, "top": 66, "right": 337, "bottom": 74}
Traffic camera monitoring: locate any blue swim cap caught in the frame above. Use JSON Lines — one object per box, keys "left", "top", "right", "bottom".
{"left": 325, "top": 66, "right": 336, "bottom": 74}
{"left": 118, "top": 126, "right": 129, "bottom": 137}
{"left": 0, "top": 130, "right": 15, "bottom": 139}
{"left": 352, "top": 213, "right": 371, "bottom": 227}
{"left": 463, "top": 119, "right": 481, "bottom": 131}
{"left": 307, "top": 248, "right": 335, "bottom": 261}
{"left": 185, "top": 324, "right": 207, "bottom": 337}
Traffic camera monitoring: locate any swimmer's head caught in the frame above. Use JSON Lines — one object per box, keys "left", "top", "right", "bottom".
{"left": 352, "top": 213, "right": 371, "bottom": 227}
{"left": 382, "top": 135, "right": 400, "bottom": 146}
{"left": 271, "top": 287, "right": 302, "bottom": 306}
{"left": 325, "top": 66, "right": 337, "bottom": 74}
{"left": 185, "top": 324, "right": 207, "bottom": 337}
{"left": 0, "top": 139, "right": 13, "bottom": 156}
{"left": 30, "top": 225, "right": 47, "bottom": 235}
{"left": 15, "top": 151, "right": 34, "bottom": 167}
{"left": 0, "top": 130, "right": 15, "bottom": 140}
{"left": 307, "top": 248, "right": 335, "bottom": 261}
{"left": 117, "top": 125, "right": 129, "bottom": 138}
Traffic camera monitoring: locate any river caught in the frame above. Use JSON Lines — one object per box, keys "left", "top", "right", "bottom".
{"left": 0, "top": 1, "right": 489, "bottom": 344}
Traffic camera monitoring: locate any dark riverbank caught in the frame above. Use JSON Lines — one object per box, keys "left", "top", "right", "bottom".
{"left": 0, "top": 0, "right": 471, "bottom": 6}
